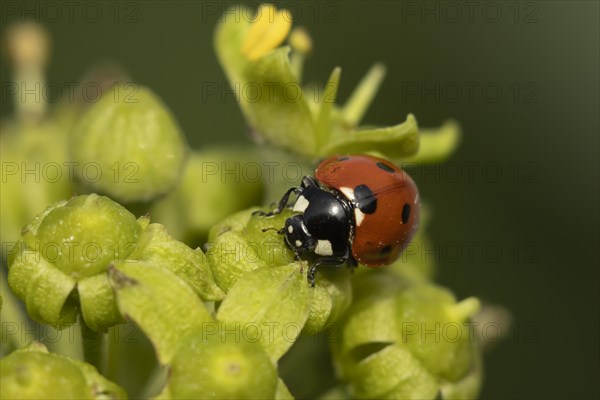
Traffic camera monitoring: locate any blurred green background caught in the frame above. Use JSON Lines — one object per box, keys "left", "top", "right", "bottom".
{"left": 1, "top": 1, "right": 598, "bottom": 398}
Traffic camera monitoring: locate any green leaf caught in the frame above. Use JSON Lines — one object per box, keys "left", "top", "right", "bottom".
{"left": 109, "top": 262, "right": 213, "bottom": 364}
{"left": 315, "top": 67, "right": 341, "bottom": 148}
{"left": 403, "top": 121, "right": 461, "bottom": 164}
{"left": 217, "top": 263, "right": 310, "bottom": 362}
{"left": 240, "top": 47, "right": 317, "bottom": 156}
{"left": 321, "top": 114, "right": 419, "bottom": 158}
{"left": 213, "top": 5, "right": 252, "bottom": 87}
{"left": 342, "top": 63, "right": 387, "bottom": 127}
{"left": 135, "top": 223, "right": 224, "bottom": 301}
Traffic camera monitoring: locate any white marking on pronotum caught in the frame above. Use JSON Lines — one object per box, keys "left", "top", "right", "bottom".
{"left": 354, "top": 208, "right": 365, "bottom": 226}
{"left": 288, "top": 225, "right": 293, "bottom": 233}
{"left": 339, "top": 187, "right": 355, "bottom": 200}
{"left": 295, "top": 240, "right": 302, "bottom": 247}
{"left": 315, "top": 240, "right": 333, "bottom": 256}
{"left": 293, "top": 195, "right": 310, "bottom": 212}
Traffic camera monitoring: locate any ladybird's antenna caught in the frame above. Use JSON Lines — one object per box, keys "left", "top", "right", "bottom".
{"left": 261, "top": 227, "right": 285, "bottom": 235}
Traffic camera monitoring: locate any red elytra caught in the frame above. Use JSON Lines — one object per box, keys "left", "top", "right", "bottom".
{"left": 315, "top": 154, "right": 420, "bottom": 266}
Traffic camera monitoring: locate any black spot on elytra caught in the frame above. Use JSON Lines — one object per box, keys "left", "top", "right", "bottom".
{"left": 354, "top": 184, "right": 377, "bottom": 214}
{"left": 338, "top": 156, "right": 350, "bottom": 161}
{"left": 380, "top": 245, "right": 392, "bottom": 256}
{"left": 376, "top": 162, "right": 395, "bottom": 173}
{"left": 402, "top": 203, "right": 411, "bottom": 224}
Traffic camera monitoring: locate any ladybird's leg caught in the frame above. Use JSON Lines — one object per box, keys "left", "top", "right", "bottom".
{"left": 307, "top": 255, "right": 348, "bottom": 287}
{"left": 260, "top": 227, "right": 286, "bottom": 235}
{"left": 252, "top": 186, "right": 302, "bottom": 217}
{"left": 301, "top": 175, "right": 320, "bottom": 188}
{"left": 254, "top": 175, "right": 319, "bottom": 217}
{"left": 346, "top": 254, "right": 358, "bottom": 273}
{"left": 267, "top": 186, "right": 304, "bottom": 216}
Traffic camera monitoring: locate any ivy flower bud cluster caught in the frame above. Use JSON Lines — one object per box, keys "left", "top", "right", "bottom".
{"left": 0, "top": 3, "right": 495, "bottom": 399}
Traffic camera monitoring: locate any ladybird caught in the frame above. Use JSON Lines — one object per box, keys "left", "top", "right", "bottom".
{"left": 255, "top": 154, "right": 419, "bottom": 285}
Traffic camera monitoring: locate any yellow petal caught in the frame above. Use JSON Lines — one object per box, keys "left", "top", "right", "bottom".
{"left": 241, "top": 4, "right": 276, "bottom": 54}
{"left": 242, "top": 5, "right": 292, "bottom": 61}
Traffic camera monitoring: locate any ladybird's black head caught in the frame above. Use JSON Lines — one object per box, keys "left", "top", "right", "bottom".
{"left": 283, "top": 214, "right": 315, "bottom": 253}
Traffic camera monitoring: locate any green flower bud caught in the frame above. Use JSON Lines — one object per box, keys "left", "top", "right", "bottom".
{"left": 167, "top": 333, "right": 278, "bottom": 400}
{"left": 439, "top": 350, "right": 483, "bottom": 400}
{"left": 331, "top": 270, "right": 482, "bottom": 399}
{"left": 0, "top": 118, "right": 73, "bottom": 249}
{"left": 0, "top": 343, "right": 126, "bottom": 399}
{"left": 347, "top": 344, "right": 439, "bottom": 400}
{"left": 70, "top": 85, "right": 187, "bottom": 202}
{"left": 8, "top": 194, "right": 142, "bottom": 329}
{"left": 396, "top": 285, "right": 479, "bottom": 382}
{"left": 151, "top": 148, "right": 264, "bottom": 244}
{"left": 206, "top": 208, "right": 289, "bottom": 293}
{"left": 31, "top": 194, "right": 141, "bottom": 279}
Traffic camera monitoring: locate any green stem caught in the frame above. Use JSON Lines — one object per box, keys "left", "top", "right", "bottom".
{"left": 138, "top": 365, "right": 169, "bottom": 399}
{"left": 290, "top": 52, "right": 305, "bottom": 84}
{"left": 45, "top": 324, "right": 83, "bottom": 360}
{"left": 80, "top": 317, "right": 107, "bottom": 374}
{"left": 0, "top": 268, "right": 32, "bottom": 355}
{"left": 105, "top": 326, "right": 119, "bottom": 382}
{"left": 15, "top": 67, "right": 47, "bottom": 121}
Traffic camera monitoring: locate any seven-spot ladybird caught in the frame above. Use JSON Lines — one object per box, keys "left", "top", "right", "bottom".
{"left": 254, "top": 154, "right": 419, "bottom": 285}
